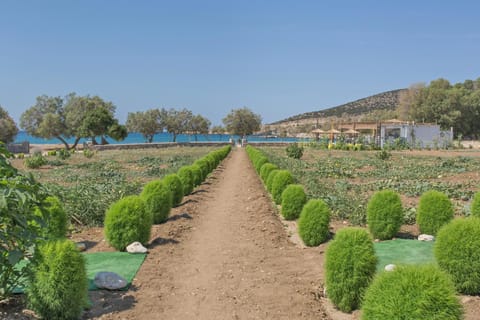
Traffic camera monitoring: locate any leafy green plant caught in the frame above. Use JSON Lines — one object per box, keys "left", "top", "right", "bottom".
{"left": 470, "top": 191, "right": 480, "bottom": 217}
{"left": 417, "top": 190, "right": 454, "bottom": 235}
{"left": 24, "top": 152, "right": 47, "bottom": 169}
{"left": 271, "top": 170, "right": 294, "bottom": 204}
{"left": 83, "top": 149, "right": 95, "bottom": 158}
{"left": 34, "top": 196, "right": 68, "bottom": 239}
{"left": 0, "top": 143, "right": 49, "bottom": 299}
{"left": 367, "top": 190, "right": 403, "bottom": 240}
{"left": 286, "top": 143, "right": 304, "bottom": 159}
{"left": 177, "top": 166, "right": 195, "bottom": 196}
{"left": 140, "top": 180, "right": 173, "bottom": 224}
{"left": 298, "top": 199, "right": 331, "bottom": 246}
{"left": 325, "top": 227, "right": 377, "bottom": 312}
{"left": 27, "top": 239, "right": 88, "bottom": 320}
{"left": 362, "top": 265, "right": 463, "bottom": 320}
{"left": 435, "top": 218, "right": 480, "bottom": 294}
{"left": 376, "top": 149, "right": 391, "bottom": 160}
{"left": 259, "top": 163, "right": 278, "bottom": 183}
{"left": 104, "top": 195, "right": 152, "bottom": 251}
{"left": 280, "top": 184, "right": 307, "bottom": 220}
{"left": 57, "top": 148, "right": 71, "bottom": 160}
{"left": 254, "top": 156, "right": 268, "bottom": 173}
{"left": 162, "top": 173, "right": 184, "bottom": 206}
{"left": 266, "top": 169, "right": 280, "bottom": 193}
{"left": 190, "top": 164, "right": 203, "bottom": 186}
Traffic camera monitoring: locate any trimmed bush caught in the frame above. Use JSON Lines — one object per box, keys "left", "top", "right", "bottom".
{"left": 34, "top": 196, "right": 68, "bottom": 239}
{"left": 27, "top": 239, "right": 88, "bottom": 320}
{"left": 362, "top": 265, "right": 463, "bottom": 320}
{"left": 162, "top": 173, "right": 184, "bottom": 206}
{"left": 104, "top": 195, "right": 152, "bottom": 251}
{"left": 435, "top": 218, "right": 480, "bottom": 294}
{"left": 366, "top": 190, "right": 403, "bottom": 240}
{"left": 271, "top": 170, "right": 294, "bottom": 204}
{"left": 254, "top": 156, "right": 268, "bottom": 173}
{"left": 298, "top": 199, "right": 331, "bottom": 246}
{"left": 204, "top": 155, "right": 216, "bottom": 173}
{"left": 417, "top": 190, "right": 454, "bottom": 235}
{"left": 140, "top": 180, "right": 173, "bottom": 224}
{"left": 281, "top": 184, "right": 307, "bottom": 220}
{"left": 470, "top": 191, "right": 480, "bottom": 217}
{"left": 259, "top": 163, "right": 278, "bottom": 183}
{"left": 266, "top": 169, "right": 280, "bottom": 193}
{"left": 190, "top": 164, "right": 203, "bottom": 186}
{"left": 177, "top": 166, "right": 195, "bottom": 196}
{"left": 325, "top": 227, "right": 377, "bottom": 312}
{"left": 194, "top": 159, "right": 210, "bottom": 180}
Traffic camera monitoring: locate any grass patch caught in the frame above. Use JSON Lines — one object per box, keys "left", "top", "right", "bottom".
{"left": 374, "top": 239, "right": 435, "bottom": 272}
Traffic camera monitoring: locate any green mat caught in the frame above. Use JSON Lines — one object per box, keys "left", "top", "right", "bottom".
{"left": 374, "top": 239, "right": 435, "bottom": 272}
{"left": 12, "top": 252, "right": 146, "bottom": 293}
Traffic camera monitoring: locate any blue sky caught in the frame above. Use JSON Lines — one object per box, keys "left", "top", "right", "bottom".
{"left": 1, "top": 1, "right": 479, "bottom": 126}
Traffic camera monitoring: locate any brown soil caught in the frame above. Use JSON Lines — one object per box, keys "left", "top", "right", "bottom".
{"left": 4, "top": 147, "right": 480, "bottom": 319}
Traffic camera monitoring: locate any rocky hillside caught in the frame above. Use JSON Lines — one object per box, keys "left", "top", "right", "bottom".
{"left": 270, "top": 89, "right": 407, "bottom": 125}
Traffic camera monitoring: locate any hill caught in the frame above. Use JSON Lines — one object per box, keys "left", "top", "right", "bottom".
{"left": 270, "top": 89, "right": 407, "bottom": 125}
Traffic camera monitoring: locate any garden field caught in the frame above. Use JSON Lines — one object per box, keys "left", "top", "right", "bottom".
{"left": 3, "top": 145, "right": 480, "bottom": 319}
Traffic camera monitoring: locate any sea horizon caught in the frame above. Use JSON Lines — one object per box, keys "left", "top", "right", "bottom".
{"left": 14, "top": 131, "right": 301, "bottom": 145}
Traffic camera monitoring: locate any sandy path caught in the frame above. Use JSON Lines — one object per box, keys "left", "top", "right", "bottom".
{"left": 85, "top": 148, "right": 329, "bottom": 319}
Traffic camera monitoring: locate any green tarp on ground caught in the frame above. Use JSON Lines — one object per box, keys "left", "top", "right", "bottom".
{"left": 374, "top": 239, "right": 435, "bottom": 272}
{"left": 12, "top": 252, "right": 146, "bottom": 293}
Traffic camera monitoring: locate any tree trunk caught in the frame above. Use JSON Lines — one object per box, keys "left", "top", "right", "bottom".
{"left": 56, "top": 136, "right": 70, "bottom": 150}
{"left": 100, "top": 136, "right": 109, "bottom": 145}
{"left": 91, "top": 137, "right": 98, "bottom": 145}
{"left": 70, "top": 137, "right": 82, "bottom": 150}
{"left": 172, "top": 133, "right": 177, "bottom": 142}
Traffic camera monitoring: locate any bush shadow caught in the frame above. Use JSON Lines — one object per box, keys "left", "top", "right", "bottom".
{"left": 149, "top": 237, "right": 179, "bottom": 248}
{"left": 167, "top": 212, "right": 192, "bottom": 222}
{"left": 83, "top": 286, "right": 138, "bottom": 319}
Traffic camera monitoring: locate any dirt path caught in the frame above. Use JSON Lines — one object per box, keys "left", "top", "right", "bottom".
{"left": 84, "top": 148, "right": 329, "bottom": 319}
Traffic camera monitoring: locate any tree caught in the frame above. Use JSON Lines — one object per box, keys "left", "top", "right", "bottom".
{"left": 162, "top": 108, "right": 193, "bottom": 142}
{"left": 188, "top": 114, "right": 211, "bottom": 141}
{"left": 20, "top": 95, "right": 72, "bottom": 150}
{"left": 126, "top": 109, "right": 162, "bottom": 143}
{"left": 0, "top": 106, "right": 19, "bottom": 143}
{"left": 21, "top": 93, "right": 125, "bottom": 149}
{"left": 222, "top": 107, "right": 262, "bottom": 137}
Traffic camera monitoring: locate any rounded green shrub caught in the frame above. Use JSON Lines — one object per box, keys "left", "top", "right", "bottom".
{"left": 366, "top": 189, "right": 403, "bottom": 240}
{"left": 271, "top": 170, "right": 294, "bottom": 204}
{"left": 194, "top": 159, "right": 210, "bottom": 180}
{"left": 27, "top": 239, "right": 88, "bottom": 320}
{"left": 281, "top": 184, "right": 307, "bottom": 220}
{"left": 104, "top": 195, "right": 152, "bottom": 251}
{"left": 417, "top": 190, "right": 454, "bottom": 235}
{"left": 470, "top": 191, "right": 480, "bottom": 217}
{"left": 190, "top": 164, "right": 203, "bottom": 186}
{"left": 298, "top": 199, "right": 331, "bottom": 246}
{"left": 266, "top": 169, "right": 280, "bottom": 193}
{"left": 204, "top": 155, "right": 217, "bottom": 172}
{"left": 177, "top": 166, "right": 195, "bottom": 196}
{"left": 140, "top": 180, "right": 173, "bottom": 224}
{"left": 435, "top": 217, "right": 480, "bottom": 294}
{"left": 254, "top": 156, "right": 268, "bottom": 173}
{"left": 34, "top": 196, "right": 68, "bottom": 239}
{"left": 259, "top": 163, "right": 278, "bottom": 183}
{"left": 362, "top": 264, "right": 463, "bottom": 320}
{"left": 162, "top": 173, "right": 183, "bottom": 206}
{"left": 325, "top": 227, "right": 377, "bottom": 312}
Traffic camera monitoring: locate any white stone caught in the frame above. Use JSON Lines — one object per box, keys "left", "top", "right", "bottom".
{"left": 76, "top": 242, "right": 86, "bottom": 252}
{"left": 418, "top": 234, "right": 435, "bottom": 241}
{"left": 126, "top": 241, "right": 147, "bottom": 253}
{"left": 385, "top": 264, "right": 396, "bottom": 272}
{"left": 94, "top": 272, "right": 127, "bottom": 290}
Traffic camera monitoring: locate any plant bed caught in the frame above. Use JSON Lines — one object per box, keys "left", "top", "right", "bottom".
{"left": 374, "top": 239, "right": 435, "bottom": 272}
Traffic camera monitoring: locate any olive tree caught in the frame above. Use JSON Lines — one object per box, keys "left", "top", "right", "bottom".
{"left": 126, "top": 109, "right": 163, "bottom": 143}
{"left": 189, "top": 114, "right": 211, "bottom": 141}
{"left": 161, "top": 108, "right": 194, "bottom": 142}
{"left": 222, "top": 107, "right": 261, "bottom": 137}
{"left": 0, "top": 106, "right": 19, "bottom": 143}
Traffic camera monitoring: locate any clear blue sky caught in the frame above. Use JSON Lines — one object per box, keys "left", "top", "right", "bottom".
{"left": 1, "top": 1, "right": 479, "bottom": 126}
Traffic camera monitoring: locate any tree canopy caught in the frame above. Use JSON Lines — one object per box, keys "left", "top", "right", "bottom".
{"left": 20, "top": 93, "right": 126, "bottom": 149}
{"left": 0, "top": 106, "right": 19, "bottom": 144}
{"left": 126, "top": 109, "right": 163, "bottom": 143}
{"left": 399, "top": 77, "right": 480, "bottom": 138}
{"left": 222, "top": 107, "right": 262, "bottom": 137}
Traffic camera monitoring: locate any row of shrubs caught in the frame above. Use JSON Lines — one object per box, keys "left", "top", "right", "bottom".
{"left": 246, "top": 145, "right": 331, "bottom": 247}
{"left": 104, "top": 145, "right": 232, "bottom": 251}
{"left": 247, "top": 145, "right": 480, "bottom": 318}
{"left": 21, "top": 145, "right": 232, "bottom": 319}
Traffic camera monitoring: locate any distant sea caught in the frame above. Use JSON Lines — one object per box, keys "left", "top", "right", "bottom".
{"left": 14, "top": 131, "right": 301, "bottom": 145}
